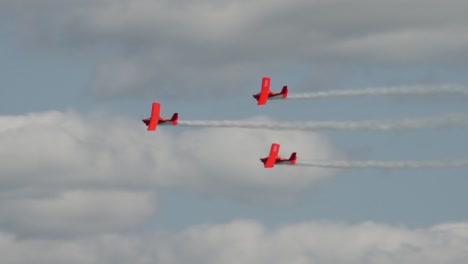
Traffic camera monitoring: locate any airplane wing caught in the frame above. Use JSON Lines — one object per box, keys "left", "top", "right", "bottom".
{"left": 257, "top": 77, "right": 271, "bottom": 105}
{"left": 264, "top": 143, "right": 280, "bottom": 168}
{"left": 147, "top": 102, "right": 161, "bottom": 131}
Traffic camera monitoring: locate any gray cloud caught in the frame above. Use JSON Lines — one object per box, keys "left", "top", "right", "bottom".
{"left": 0, "top": 110, "right": 337, "bottom": 194}
{"left": 0, "top": 110, "right": 338, "bottom": 237}
{"left": 1, "top": 220, "right": 467, "bottom": 264}
{"left": 2, "top": 0, "right": 468, "bottom": 97}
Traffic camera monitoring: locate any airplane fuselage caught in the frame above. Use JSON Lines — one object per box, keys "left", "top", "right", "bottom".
{"left": 252, "top": 92, "right": 283, "bottom": 101}
{"left": 142, "top": 118, "right": 174, "bottom": 126}
{"left": 260, "top": 157, "right": 292, "bottom": 164}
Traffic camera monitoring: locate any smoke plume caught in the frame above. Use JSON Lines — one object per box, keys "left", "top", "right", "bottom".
{"left": 287, "top": 84, "right": 468, "bottom": 100}
{"left": 178, "top": 113, "right": 468, "bottom": 132}
{"left": 296, "top": 159, "right": 468, "bottom": 169}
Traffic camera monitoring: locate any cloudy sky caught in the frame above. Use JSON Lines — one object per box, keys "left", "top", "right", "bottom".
{"left": 1, "top": 0, "right": 468, "bottom": 262}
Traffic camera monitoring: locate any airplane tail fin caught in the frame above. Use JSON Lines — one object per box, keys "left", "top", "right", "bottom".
{"left": 281, "top": 86, "right": 288, "bottom": 98}
{"left": 289, "top": 152, "right": 297, "bottom": 164}
{"left": 171, "top": 113, "right": 178, "bottom": 125}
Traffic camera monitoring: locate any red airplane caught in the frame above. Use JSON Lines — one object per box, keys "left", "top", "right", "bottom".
{"left": 260, "top": 143, "right": 297, "bottom": 168}
{"left": 252, "top": 77, "right": 288, "bottom": 105}
{"left": 142, "top": 102, "right": 178, "bottom": 131}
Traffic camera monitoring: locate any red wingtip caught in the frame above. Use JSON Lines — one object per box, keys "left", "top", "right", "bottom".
{"left": 257, "top": 77, "right": 271, "bottom": 105}
{"left": 264, "top": 143, "right": 280, "bottom": 168}
{"left": 147, "top": 102, "right": 161, "bottom": 131}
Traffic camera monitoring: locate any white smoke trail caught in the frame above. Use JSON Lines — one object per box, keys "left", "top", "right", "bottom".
{"left": 178, "top": 114, "right": 468, "bottom": 132}
{"left": 287, "top": 84, "right": 468, "bottom": 99}
{"left": 296, "top": 159, "right": 468, "bottom": 169}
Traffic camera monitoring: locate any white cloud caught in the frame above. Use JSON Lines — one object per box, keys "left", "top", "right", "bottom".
{"left": 0, "top": 220, "right": 467, "bottom": 264}
{"left": 0, "top": 190, "right": 157, "bottom": 238}
{"left": 0, "top": 110, "right": 337, "bottom": 194}
{"left": 2, "top": 0, "right": 468, "bottom": 96}
{"left": 0, "top": 110, "right": 338, "bottom": 237}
